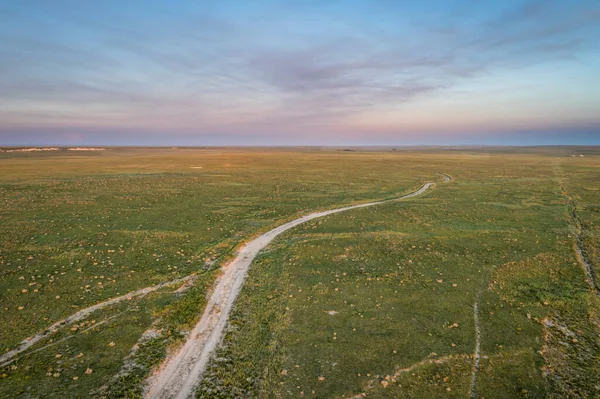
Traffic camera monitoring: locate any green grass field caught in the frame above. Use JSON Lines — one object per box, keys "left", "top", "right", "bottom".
{"left": 1, "top": 147, "right": 599, "bottom": 398}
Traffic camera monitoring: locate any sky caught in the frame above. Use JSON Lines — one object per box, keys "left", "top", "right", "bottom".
{"left": 1, "top": 0, "right": 599, "bottom": 146}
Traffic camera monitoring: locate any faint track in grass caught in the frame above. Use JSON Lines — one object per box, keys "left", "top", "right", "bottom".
{"left": 570, "top": 203, "right": 600, "bottom": 298}
{"left": 470, "top": 285, "right": 483, "bottom": 398}
{"left": 145, "top": 176, "right": 450, "bottom": 399}
{"left": 1, "top": 313, "right": 122, "bottom": 367}
{"left": 554, "top": 163, "right": 600, "bottom": 298}
{"left": 0, "top": 275, "right": 195, "bottom": 366}
{"left": 348, "top": 354, "right": 458, "bottom": 398}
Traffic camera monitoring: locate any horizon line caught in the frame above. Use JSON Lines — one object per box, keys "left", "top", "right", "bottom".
{"left": 2, "top": 144, "right": 600, "bottom": 149}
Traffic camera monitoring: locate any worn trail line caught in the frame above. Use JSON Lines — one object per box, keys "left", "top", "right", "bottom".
{"left": 146, "top": 179, "right": 447, "bottom": 399}
{"left": 571, "top": 204, "right": 600, "bottom": 298}
{"left": 554, "top": 163, "right": 600, "bottom": 298}
{"left": 0, "top": 275, "right": 195, "bottom": 367}
{"left": 470, "top": 290, "right": 482, "bottom": 398}
{"left": 3, "top": 313, "right": 121, "bottom": 367}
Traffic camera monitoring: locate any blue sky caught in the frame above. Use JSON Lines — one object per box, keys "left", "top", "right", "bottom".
{"left": 1, "top": 0, "right": 599, "bottom": 145}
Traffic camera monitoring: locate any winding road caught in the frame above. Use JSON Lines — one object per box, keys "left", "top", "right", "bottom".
{"left": 145, "top": 178, "right": 447, "bottom": 399}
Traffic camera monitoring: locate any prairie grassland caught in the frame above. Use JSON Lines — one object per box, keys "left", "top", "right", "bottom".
{"left": 0, "top": 148, "right": 432, "bottom": 397}
{"left": 195, "top": 149, "right": 600, "bottom": 399}
{"left": 1, "top": 147, "right": 599, "bottom": 398}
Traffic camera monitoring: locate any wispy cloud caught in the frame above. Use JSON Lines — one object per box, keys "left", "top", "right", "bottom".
{"left": 1, "top": 0, "right": 599, "bottom": 144}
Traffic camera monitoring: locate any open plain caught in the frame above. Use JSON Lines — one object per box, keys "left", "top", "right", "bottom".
{"left": 1, "top": 147, "right": 600, "bottom": 398}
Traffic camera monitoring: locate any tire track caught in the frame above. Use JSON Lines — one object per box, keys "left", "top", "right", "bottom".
{"left": 470, "top": 288, "right": 482, "bottom": 399}
{"left": 0, "top": 275, "right": 195, "bottom": 366}
{"left": 1, "top": 313, "right": 122, "bottom": 367}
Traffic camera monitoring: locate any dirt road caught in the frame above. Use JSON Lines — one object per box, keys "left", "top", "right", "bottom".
{"left": 145, "top": 180, "right": 444, "bottom": 399}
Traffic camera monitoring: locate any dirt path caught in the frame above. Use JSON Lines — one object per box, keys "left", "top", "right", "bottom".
{"left": 145, "top": 180, "right": 445, "bottom": 399}
{"left": 0, "top": 275, "right": 195, "bottom": 367}
{"left": 2, "top": 313, "right": 121, "bottom": 366}
{"left": 469, "top": 293, "right": 482, "bottom": 398}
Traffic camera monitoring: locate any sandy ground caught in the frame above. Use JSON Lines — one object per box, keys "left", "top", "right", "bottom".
{"left": 1, "top": 147, "right": 60, "bottom": 152}
{"left": 145, "top": 181, "right": 440, "bottom": 399}
{"left": 0, "top": 275, "right": 194, "bottom": 367}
